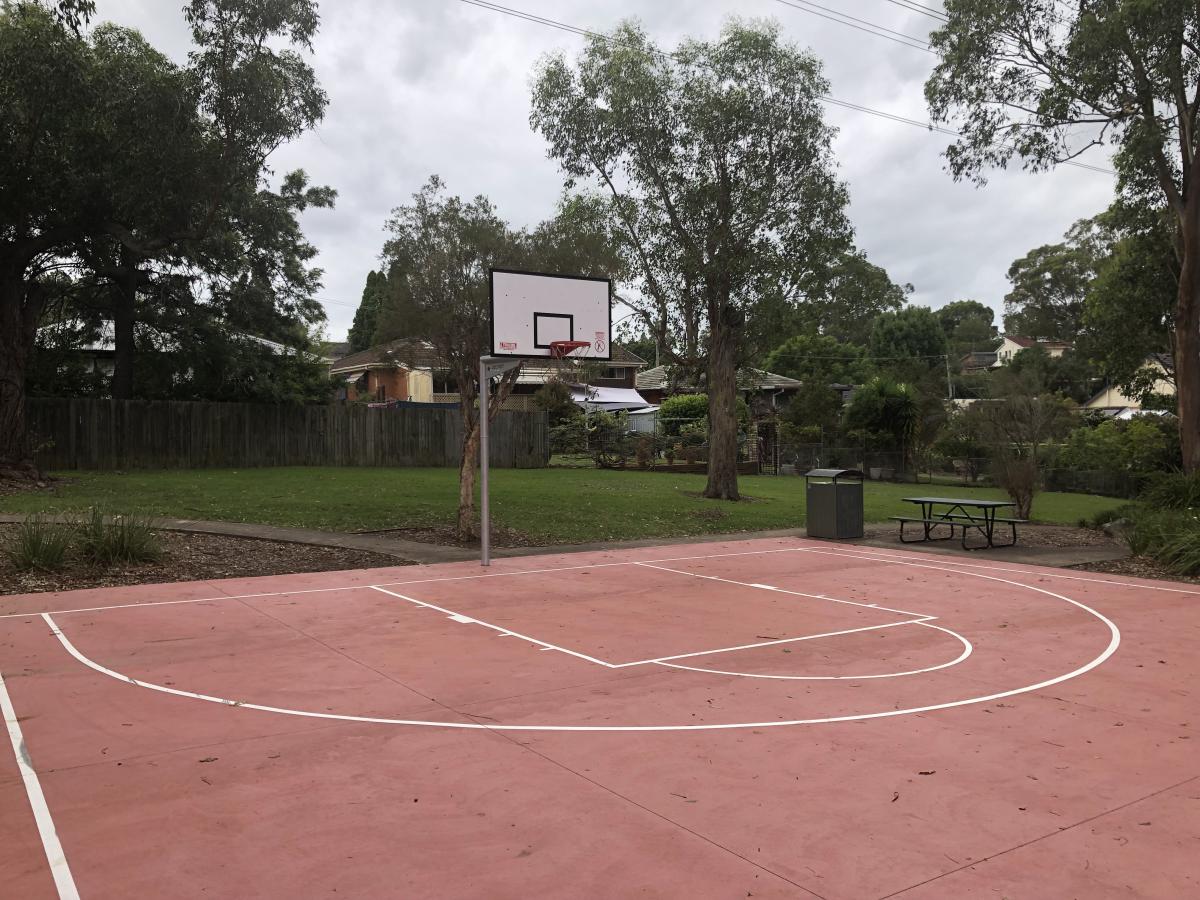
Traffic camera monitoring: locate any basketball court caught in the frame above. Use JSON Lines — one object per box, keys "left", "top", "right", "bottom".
{"left": 3, "top": 536, "right": 1198, "bottom": 898}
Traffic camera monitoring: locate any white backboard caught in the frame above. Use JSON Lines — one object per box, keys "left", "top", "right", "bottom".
{"left": 489, "top": 268, "right": 612, "bottom": 359}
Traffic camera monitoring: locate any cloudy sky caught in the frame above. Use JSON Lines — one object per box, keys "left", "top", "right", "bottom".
{"left": 93, "top": 0, "right": 1115, "bottom": 343}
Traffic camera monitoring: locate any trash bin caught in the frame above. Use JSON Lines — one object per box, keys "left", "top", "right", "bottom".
{"left": 804, "top": 468, "right": 865, "bottom": 539}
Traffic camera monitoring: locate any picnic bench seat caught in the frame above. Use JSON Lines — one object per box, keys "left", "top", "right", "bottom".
{"left": 889, "top": 513, "right": 1028, "bottom": 550}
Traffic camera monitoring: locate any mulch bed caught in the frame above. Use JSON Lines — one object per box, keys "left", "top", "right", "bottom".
{"left": 1068, "top": 556, "right": 1200, "bottom": 586}
{"left": 0, "top": 525, "right": 410, "bottom": 596}
{"left": 352, "top": 524, "right": 540, "bottom": 549}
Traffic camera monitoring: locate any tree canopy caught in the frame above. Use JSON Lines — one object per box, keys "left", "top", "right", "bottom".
{"left": 0, "top": 0, "right": 332, "bottom": 472}
{"left": 924, "top": 0, "right": 1200, "bottom": 471}
{"left": 531, "top": 18, "right": 852, "bottom": 498}
{"left": 1003, "top": 220, "right": 1099, "bottom": 341}
{"left": 375, "top": 177, "right": 623, "bottom": 538}
{"left": 348, "top": 270, "right": 391, "bottom": 353}
{"left": 764, "top": 333, "right": 869, "bottom": 387}
{"left": 869, "top": 306, "right": 948, "bottom": 380}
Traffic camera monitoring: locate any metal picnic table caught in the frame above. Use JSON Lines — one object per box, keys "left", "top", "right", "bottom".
{"left": 892, "top": 497, "right": 1025, "bottom": 550}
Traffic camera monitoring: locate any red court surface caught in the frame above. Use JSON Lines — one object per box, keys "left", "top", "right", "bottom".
{"left": 2, "top": 536, "right": 1197, "bottom": 899}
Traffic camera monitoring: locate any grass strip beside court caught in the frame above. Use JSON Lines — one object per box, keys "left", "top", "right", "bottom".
{"left": 0, "top": 468, "right": 1125, "bottom": 545}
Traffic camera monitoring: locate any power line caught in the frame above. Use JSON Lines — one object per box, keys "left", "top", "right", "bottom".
{"left": 878, "top": 0, "right": 948, "bottom": 23}
{"left": 452, "top": 0, "right": 1115, "bottom": 177}
{"left": 772, "top": 0, "right": 933, "bottom": 54}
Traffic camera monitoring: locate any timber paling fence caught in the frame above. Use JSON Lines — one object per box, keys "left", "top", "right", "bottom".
{"left": 27, "top": 399, "right": 549, "bottom": 470}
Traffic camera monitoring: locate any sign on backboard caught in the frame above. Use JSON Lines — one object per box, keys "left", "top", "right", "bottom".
{"left": 489, "top": 268, "right": 612, "bottom": 359}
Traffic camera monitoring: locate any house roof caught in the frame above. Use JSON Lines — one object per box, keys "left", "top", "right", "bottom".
{"left": 608, "top": 345, "right": 649, "bottom": 366}
{"left": 331, "top": 339, "right": 649, "bottom": 376}
{"left": 960, "top": 350, "right": 998, "bottom": 368}
{"left": 1150, "top": 352, "right": 1175, "bottom": 374}
{"left": 635, "top": 365, "right": 802, "bottom": 392}
{"left": 329, "top": 339, "right": 444, "bottom": 374}
{"left": 745, "top": 368, "right": 804, "bottom": 389}
{"left": 320, "top": 341, "right": 351, "bottom": 361}
{"left": 1002, "top": 335, "right": 1073, "bottom": 350}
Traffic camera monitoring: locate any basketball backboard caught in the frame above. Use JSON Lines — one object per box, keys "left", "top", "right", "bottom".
{"left": 489, "top": 268, "right": 611, "bottom": 359}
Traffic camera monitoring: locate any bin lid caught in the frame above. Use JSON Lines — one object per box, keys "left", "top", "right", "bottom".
{"left": 804, "top": 468, "right": 865, "bottom": 480}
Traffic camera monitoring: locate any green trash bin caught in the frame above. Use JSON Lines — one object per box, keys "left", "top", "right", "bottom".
{"left": 804, "top": 468, "right": 865, "bottom": 539}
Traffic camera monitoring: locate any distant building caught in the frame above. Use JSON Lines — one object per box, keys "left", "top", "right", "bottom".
{"left": 635, "top": 365, "right": 803, "bottom": 410}
{"left": 959, "top": 350, "right": 998, "bottom": 373}
{"left": 328, "top": 339, "right": 650, "bottom": 407}
{"left": 1083, "top": 354, "right": 1176, "bottom": 416}
{"left": 993, "top": 335, "right": 1073, "bottom": 366}
{"left": 329, "top": 340, "right": 440, "bottom": 403}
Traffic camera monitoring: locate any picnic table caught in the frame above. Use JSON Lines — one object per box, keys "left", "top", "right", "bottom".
{"left": 891, "top": 497, "right": 1026, "bottom": 550}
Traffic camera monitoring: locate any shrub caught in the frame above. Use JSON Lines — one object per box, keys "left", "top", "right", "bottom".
{"left": 1149, "top": 514, "right": 1200, "bottom": 575}
{"left": 1057, "top": 417, "right": 1180, "bottom": 478}
{"left": 75, "top": 508, "right": 163, "bottom": 566}
{"left": 533, "top": 381, "right": 582, "bottom": 426}
{"left": 659, "top": 393, "right": 709, "bottom": 421}
{"left": 634, "top": 436, "right": 657, "bottom": 469}
{"left": 658, "top": 393, "right": 749, "bottom": 436}
{"left": 1138, "top": 471, "right": 1200, "bottom": 510}
{"left": 991, "top": 454, "right": 1038, "bottom": 519}
{"left": 1122, "top": 508, "right": 1200, "bottom": 575}
{"left": 549, "top": 417, "right": 589, "bottom": 454}
{"left": 2, "top": 515, "right": 72, "bottom": 572}
{"left": 779, "top": 422, "right": 821, "bottom": 445}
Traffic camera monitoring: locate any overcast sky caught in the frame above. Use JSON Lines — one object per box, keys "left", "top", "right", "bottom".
{"left": 93, "top": 0, "right": 1115, "bottom": 343}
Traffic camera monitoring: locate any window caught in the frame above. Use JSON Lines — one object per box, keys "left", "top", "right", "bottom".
{"left": 603, "top": 367, "right": 627, "bottom": 379}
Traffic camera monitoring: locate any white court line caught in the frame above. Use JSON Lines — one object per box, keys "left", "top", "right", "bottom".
{"left": 40, "top": 547, "right": 1122, "bottom": 731}
{"left": 655, "top": 622, "right": 973, "bottom": 681}
{"left": 787, "top": 542, "right": 1200, "bottom": 596}
{"left": 368, "top": 586, "right": 618, "bottom": 668}
{"left": 625, "top": 619, "right": 931, "bottom": 667}
{"left": 633, "top": 561, "right": 932, "bottom": 618}
{"left": 0, "top": 669, "right": 80, "bottom": 899}
{"left": 369, "top": 585, "right": 919, "bottom": 669}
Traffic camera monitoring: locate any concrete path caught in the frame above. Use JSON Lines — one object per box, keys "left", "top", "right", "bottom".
{"left": 0, "top": 514, "right": 1131, "bottom": 570}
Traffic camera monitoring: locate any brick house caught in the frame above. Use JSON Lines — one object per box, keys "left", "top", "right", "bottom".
{"left": 329, "top": 340, "right": 440, "bottom": 402}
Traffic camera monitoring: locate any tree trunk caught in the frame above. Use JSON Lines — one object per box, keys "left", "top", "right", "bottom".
{"left": 456, "top": 380, "right": 480, "bottom": 540}
{"left": 0, "top": 274, "right": 40, "bottom": 477}
{"left": 1177, "top": 200, "right": 1200, "bottom": 474}
{"left": 111, "top": 249, "right": 138, "bottom": 400}
{"left": 704, "top": 304, "right": 741, "bottom": 500}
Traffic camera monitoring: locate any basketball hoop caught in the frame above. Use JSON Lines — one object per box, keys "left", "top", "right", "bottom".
{"left": 549, "top": 339, "right": 591, "bottom": 359}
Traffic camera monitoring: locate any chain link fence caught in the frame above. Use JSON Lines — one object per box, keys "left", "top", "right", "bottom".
{"left": 549, "top": 413, "right": 760, "bottom": 471}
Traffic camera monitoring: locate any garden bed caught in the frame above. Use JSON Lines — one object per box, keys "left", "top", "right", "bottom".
{"left": 0, "top": 524, "right": 410, "bottom": 596}
{"left": 1069, "top": 555, "right": 1200, "bottom": 586}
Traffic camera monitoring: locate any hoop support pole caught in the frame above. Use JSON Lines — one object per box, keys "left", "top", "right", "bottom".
{"left": 480, "top": 357, "right": 490, "bottom": 567}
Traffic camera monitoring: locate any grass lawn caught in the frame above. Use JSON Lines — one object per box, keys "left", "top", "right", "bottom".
{"left": 0, "top": 467, "right": 1126, "bottom": 545}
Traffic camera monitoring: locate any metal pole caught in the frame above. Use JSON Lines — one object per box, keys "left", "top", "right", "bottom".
{"left": 480, "top": 357, "right": 490, "bottom": 567}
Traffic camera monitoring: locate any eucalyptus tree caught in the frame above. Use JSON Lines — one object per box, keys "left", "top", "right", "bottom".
{"left": 531, "top": 19, "right": 851, "bottom": 500}
{"left": 925, "top": 0, "right": 1200, "bottom": 471}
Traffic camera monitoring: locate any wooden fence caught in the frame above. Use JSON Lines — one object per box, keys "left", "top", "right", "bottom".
{"left": 27, "top": 399, "right": 549, "bottom": 471}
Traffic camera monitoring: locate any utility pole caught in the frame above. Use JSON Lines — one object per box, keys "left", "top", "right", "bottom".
{"left": 944, "top": 353, "right": 954, "bottom": 402}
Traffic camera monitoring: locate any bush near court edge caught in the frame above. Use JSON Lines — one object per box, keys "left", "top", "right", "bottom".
{"left": 1095, "top": 472, "right": 1200, "bottom": 576}
{"left": 1, "top": 509, "right": 163, "bottom": 573}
